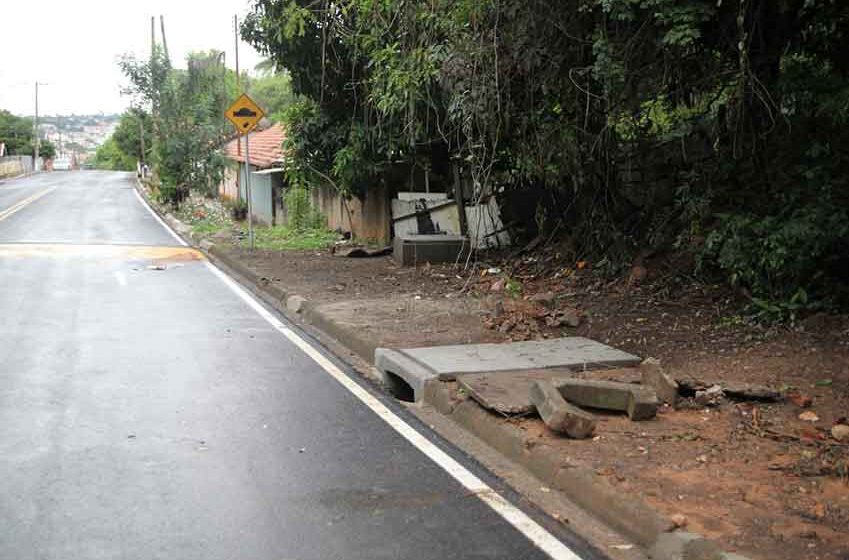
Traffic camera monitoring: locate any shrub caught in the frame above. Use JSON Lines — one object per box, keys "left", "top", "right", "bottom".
{"left": 227, "top": 198, "right": 248, "bottom": 221}
{"left": 283, "top": 185, "right": 325, "bottom": 231}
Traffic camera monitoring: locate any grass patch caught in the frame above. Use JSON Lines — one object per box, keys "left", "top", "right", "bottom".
{"left": 191, "top": 218, "right": 229, "bottom": 237}
{"left": 247, "top": 226, "right": 339, "bottom": 251}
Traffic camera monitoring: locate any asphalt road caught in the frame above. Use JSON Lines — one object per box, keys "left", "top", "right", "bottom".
{"left": 0, "top": 171, "right": 600, "bottom": 560}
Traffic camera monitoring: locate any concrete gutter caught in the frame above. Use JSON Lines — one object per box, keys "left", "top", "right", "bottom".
{"left": 133, "top": 178, "right": 751, "bottom": 560}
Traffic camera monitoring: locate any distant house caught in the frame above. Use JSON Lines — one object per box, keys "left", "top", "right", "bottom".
{"left": 221, "top": 123, "right": 286, "bottom": 225}
{"left": 220, "top": 122, "right": 392, "bottom": 242}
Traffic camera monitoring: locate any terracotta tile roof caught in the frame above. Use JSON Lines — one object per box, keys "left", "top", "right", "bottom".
{"left": 224, "top": 123, "right": 286, "bottom": 169}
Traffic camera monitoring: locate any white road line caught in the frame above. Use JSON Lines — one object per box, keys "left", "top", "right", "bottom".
{"left": 0, "top": 187, "right": 55, "bottom": 222}
{"left": 132, "top": 183, "right": 187, "bottom": 247}
{"left": 114, "top": 270, "right": 127, "bottom": 287}
{"left": 138, "top": 177, "right": 581, "bottom": 559}
{"left": 205, "top": 262, "right": 582, "bottom": 560}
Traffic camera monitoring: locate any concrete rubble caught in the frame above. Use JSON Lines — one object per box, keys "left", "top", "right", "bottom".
{"left": 529, "top": 380, "right": 597, "bottom": 438}
{"left": 554, "top": 378, "right": 659, "bottom": 421}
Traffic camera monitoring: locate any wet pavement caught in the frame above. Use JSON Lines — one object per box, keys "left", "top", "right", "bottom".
{"left": 0, "top": 171, "right": 598, "bottom": 560}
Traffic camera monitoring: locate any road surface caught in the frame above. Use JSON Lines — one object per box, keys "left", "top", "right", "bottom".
{"left": 0, "top": 171, "right": 599, "bottom": 560}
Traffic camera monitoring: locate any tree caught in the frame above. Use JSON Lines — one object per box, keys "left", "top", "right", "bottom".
{"left": 119, "top": 48, "right": 240, "bottom": 204}
{"left": 241, "top": 0, "right": 849, "bottom": 314}
{"left": 0, "top": 110, "right": 34, "bottom": 155}
{"left": 247, "top": 70, "right": 295, "bottom": 122}
{"left": 37, "top": 140, "right": 56, "bottom": 161}
{"left": 111, "top": 108, "right": 152, "bottom": 164}
{"left": 91, "top": 137, "right": 135, "bottom": 171}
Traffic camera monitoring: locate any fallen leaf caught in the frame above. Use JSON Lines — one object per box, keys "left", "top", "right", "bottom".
{"left": 789, "top": 392, "right": 813, "bottom": 408}
{"left": 799, "top": 411, "right": 820, "bottom": 422}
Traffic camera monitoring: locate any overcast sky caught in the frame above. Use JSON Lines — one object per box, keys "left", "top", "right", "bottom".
{"left": 0, "top": 0, "right": 263, "bottom": 117}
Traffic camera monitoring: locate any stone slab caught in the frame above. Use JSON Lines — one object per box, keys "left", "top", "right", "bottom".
{"left": 398, "top": 337, "right": 640, "bottom": 379}
{"left": 456, "top": 368, "right": 577, "bottom": 415}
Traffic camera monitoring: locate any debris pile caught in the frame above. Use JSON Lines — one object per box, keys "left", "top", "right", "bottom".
{"left": 530, "top": 358, "right": 801, "bottom": 441}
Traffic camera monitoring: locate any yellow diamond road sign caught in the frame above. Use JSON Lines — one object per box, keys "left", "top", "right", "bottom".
{"left": 225, "top": 93, "right": 265, "bottom": 135}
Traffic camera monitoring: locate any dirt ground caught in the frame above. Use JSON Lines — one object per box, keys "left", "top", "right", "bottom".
{"left": 212, "top": 233, "right": 849, "bottom": 560}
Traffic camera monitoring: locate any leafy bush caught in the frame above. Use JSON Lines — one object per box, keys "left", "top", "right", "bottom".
{"left": 283, "top": 185, "right": 325, "bottom": 231}
{"left": 227, "top": 198, "right": 248, "bottom": 221}
{"left": 704, "top": 206, "right": 849, "bottom": 316}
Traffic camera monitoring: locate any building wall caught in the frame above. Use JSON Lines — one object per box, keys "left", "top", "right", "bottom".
{"left": 219, "top": 166, "right": 239, "bottom": 200}
{"left": 0, "top": 155, "right": 33, "bottom": 178}
{"left": 310, "top": 183, "right": 391, "bottom": 244}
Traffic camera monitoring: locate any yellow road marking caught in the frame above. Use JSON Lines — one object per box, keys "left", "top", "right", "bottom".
{"left": 0, "top": 188, "right": 55, "bottom": 222}
{"left": 0, "top": 243, "right": 204, "bottom": 261}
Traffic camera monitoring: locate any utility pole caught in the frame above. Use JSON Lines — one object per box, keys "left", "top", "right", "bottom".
{"left": 234, "top": 15, "right": 240, "bottom": 89}
{"left": 137, "top": 108, "right": 146, "bottom": 166}
{"left": 233, "top": 14, "right": 253, "bottom": 250}
{"left": 160, "top": 15, "right": 170, "bottom": 63}
{"left": 33, "top": 82, "right": 46, "bottom": 170}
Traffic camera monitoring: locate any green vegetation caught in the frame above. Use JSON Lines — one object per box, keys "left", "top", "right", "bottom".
{"left": 283, "top": 185, "right": 325, "bottom": 231}
{"left": 190, "top": 217, "right": 230, "bottom": 237}
{"left": 241, "top": 0, "right": 849, "bottom": 316}
{"left": 247, "top": 66, "right": 295, "bottom": 123}
{"left": 91, "top": 137, "right": 136, "bottom": 170}
{"left": 117, "top": 47, "right": 238, "bottom": 205}
{"left": 247, "top": 225, "right": 338, "bottom": 251}
{"left": 0, "top": 110, "right": 34, "bottom": 155}
{"left": 0, "top": 111, "right": 54, "bottom": 160}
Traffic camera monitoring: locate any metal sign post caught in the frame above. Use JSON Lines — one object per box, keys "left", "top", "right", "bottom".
{"left": 244, "top": 132, "right": 254, "bottom": 250}
{"left": 224, "top": 92, "right": 265, "bottom": 252}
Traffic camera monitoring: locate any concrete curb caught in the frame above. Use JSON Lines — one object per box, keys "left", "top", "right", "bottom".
{"left": 132, "top": 179, "right": 751, "bottom": 560}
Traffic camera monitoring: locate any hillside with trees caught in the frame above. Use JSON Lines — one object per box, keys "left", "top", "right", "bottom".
{"left": 240, "top": 0, "right": 849, "bottom": 318}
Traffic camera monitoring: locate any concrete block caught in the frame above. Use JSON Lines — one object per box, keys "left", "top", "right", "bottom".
{"left": 286, "top": 295, "right": 308, "bottom": 314}
{"left": 641, "top": 358, "right": 679, "bottom": 407}
{"left": 530, "top": 380, "right": 596, "bottom": 438}
{"left": 393, "top": 234, "right": 469, "bottom": 266}
{"left": 555, "top": 379, "right": 659, "bottom": 421}
{"left": 374, "top": 348, "right": 438, "bottom": 402}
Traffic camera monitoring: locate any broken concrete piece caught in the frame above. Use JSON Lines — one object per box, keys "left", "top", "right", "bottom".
{"left": 695, "top": 385, "right": 724, "bottom": 407}
{"left": 555, "top": 379, "right": 659, "bottom": 421}
{"left": 530, "top": 380, "right": 597, "bottom": 438}
{"left": 640, "top": 358, "right": 679, "bottom": 407}
{"left": 456, "top": 368, "right": 576, "bottom": 416}
{"left": 286, "top": 295, "right": 308, "bottom": 314}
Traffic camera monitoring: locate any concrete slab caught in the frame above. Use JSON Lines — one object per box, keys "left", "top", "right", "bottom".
{"left": 400, "top": 337, "right": 640, "bottom": 379}
{"left": 456, "top": 368, "right": 576, "bottom": 415}
{"left": 375, "top": 337, "right": 640, "bottom": 403}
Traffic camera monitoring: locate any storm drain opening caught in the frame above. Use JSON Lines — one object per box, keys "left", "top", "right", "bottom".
{"left": 383, "top": 370, "right": 415, "bottom": 402}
